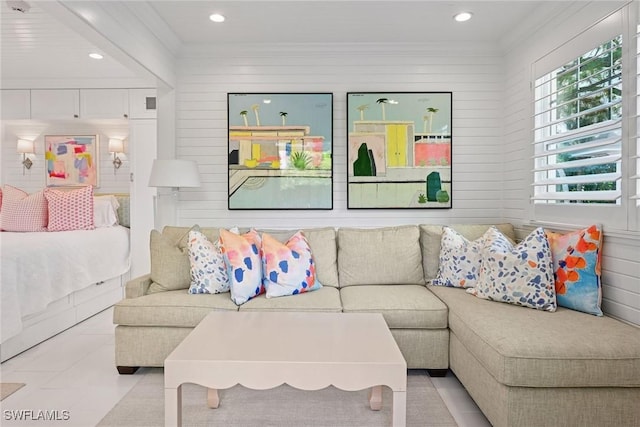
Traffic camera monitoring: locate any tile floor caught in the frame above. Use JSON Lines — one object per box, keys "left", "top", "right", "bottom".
{"left": 0, "top": 308, "right": 491, "bottom": 426}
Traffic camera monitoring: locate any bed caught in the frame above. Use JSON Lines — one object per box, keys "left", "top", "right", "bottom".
{"left": 0, "top": 193, "right": 131, "bottom": 362}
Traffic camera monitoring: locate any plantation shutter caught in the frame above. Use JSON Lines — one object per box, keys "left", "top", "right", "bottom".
{"left": 532, "top": 36, "right": 623, "bottom": 204}
{"left": 633, "top": 22, "right": 640, "bottom": 204}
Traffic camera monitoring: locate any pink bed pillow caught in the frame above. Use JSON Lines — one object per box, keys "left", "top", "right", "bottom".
{"left": 44, "top": 186, "right": 95, "bottom": 231}
{"left": 0, "top": 185, "right": 48, "bottom": 232}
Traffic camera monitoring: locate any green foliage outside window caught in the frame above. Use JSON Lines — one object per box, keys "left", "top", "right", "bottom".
{"left": 554, "top": 36, "right": 622, "bottom": 203}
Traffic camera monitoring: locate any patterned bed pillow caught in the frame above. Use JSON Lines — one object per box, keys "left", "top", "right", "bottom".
{"left": 187, "top": 228, "right": 230, "bottom": 294}
{"left": 468, "top": 227, "right": 556, "bottom": 312}
{"left": 219, "top": 228, "right": 264, "bottom": 305}
{"left": 432, "top": 226, "right": 487, "bottom": 288}
{"left": 546, "top": 225, "right": 603, "bottom": 316}
{"left": 262, "top": 231, "right": 322, "bottom": 298}
{"left": 0, "top": 185, "right": 48, "bottom": 232}
{"left": 45, "top": 186, "right": 94, "bottom": 231}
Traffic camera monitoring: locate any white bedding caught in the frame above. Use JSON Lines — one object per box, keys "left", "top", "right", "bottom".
{"left": 1, "top": 226, "right": 130, "bottom": 342}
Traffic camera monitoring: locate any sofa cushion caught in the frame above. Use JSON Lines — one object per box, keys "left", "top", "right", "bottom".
{"left": 148, "top": 229, "right": 192, "bottom": 293}
{"left": 262, "top": 231, "right": 322, "bottom": 298}
{"left": 546, "top": 225, "right": 603, "bottom": 316}
{"left": 239, "top": 286, "right": 342, "bottom": 312}
{"left": 220, "top": 228, "right": 264, "bottom": 305}
{"left": 113, "top": 290, "right": 238, "bottom": 327}
{"left": 433, "top": 226, "right": 486, "bottom": 288}
{"left": 421, "top": 223, "right": 516, "bottom": 281}
{"left": 338, "top": 226, "right": 424, "bottom": 287}
{"left": 429, "top": 285, "right": 640, "bottom": 388}
{"left": 164, "top": 226, "right": 340, "bottom": 288}
{"left": 468, "top": 227, "right": 556, "bottom": 312}
{"left": 257, "top": 227, "right": 339, "bottom": 288}
{"left": 340, "top": 285, "right": 448, "bottom": 329}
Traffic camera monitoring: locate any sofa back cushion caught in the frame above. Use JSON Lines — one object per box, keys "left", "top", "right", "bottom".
{"left": 338, "top": 225, "right": 425, "bottom": 287}
{"left": 148, "top": 228, "right": 192, "bottom": 293}
{"left": 420, "top": 223, "right": 516, "bottom": 281}
{"left": 158, "top": 226, "right": 340, "bottom": 289}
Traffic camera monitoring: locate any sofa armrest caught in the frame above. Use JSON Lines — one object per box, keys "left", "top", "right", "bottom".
{"left": 124, "top": 274, "right": 152, "bottom": 299}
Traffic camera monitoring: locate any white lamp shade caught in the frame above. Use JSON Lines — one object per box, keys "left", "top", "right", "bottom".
{"left": 108, "top": 138, "right": 125, "bottom": 153}
{"left": 17, "top": 139, "right": 35, "bottom": 154}
{"left": 148, "top": 159, "right": 201, "bottom": 188}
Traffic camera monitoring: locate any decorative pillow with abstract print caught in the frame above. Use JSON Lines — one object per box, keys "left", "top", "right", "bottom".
{"left": 187, "top": 227, "right": 230, "bottom": 295}
{"left": 468, "top": 227, "right": 557, "bottom": 312}
{"left": 432, "top": 226, "right": 486, "bottom": 288}
{"left": 261, "top": 231, "right": 322, "bottom": 298}
{"left": 219, "top": 228, "right": 263, "bottom": 305}
{"left": 546, "top": 225, "right": 603, "bottom": 316}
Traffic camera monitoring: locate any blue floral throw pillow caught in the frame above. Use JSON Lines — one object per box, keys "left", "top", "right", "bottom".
{"left": 433, "top": 227, "right": 486, "bottom": 288}
{"left": 467, "top": 227, "right": 557, "bottom": 312}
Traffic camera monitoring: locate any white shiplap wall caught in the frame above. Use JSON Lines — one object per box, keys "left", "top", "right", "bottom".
{"left": 502, "top": 3, "right": 640, "bottom": 326}
{"left": 175, "top": 43, "right": 506, "bottom": 229}
{"left": 1, "top": 121, "right": 130, "bottom": 194}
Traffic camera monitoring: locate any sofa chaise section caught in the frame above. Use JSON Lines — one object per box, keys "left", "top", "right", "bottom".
{"left": 429, "top": 285, "right": 640, "bottom": 427}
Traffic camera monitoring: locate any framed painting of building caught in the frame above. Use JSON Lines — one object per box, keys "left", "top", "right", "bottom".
{"left": 45, "top": 135, "right": 98, "bottom": 187}
{"left": 346, "top": 92, "right": 452, "bottom": 209}
{"left": 227, "top": 93, "right": 333, "bottom": 210}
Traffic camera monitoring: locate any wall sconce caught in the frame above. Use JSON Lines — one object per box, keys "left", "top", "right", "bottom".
{"left": 17, "top": 139, "right": 34, "bottom": 175}
{"left": 108, "top": 138, "right": 125, "bottom": 174}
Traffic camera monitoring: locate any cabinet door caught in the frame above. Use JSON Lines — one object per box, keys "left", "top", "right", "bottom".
{"left": 80, "top": 89, "right": 129, "bottom": 119}
{"left": 1, "top": 89, "right": 30, "bottom": 119}
{"left": 129, "top": 89, "right": 157, "bottom": 119}
{"left": 31, "top": 89, "right": 80, "bottom": 119}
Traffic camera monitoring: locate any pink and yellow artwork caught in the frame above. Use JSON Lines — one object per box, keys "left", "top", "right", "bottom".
{"left": 45, "top": 135, "right": 98, "bottom": 187}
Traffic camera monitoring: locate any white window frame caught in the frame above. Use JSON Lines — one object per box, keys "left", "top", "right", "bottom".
{"left": 530, "top": 7, "right": 638, "bottom": 233}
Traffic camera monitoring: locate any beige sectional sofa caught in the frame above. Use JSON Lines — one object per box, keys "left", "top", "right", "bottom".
{"left": 113, "top": 224, "right": 640, "bottom": 427}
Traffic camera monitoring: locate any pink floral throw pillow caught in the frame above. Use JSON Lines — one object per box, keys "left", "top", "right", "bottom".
{"left": 0, "top": 185, "right": 48, "bottom": 232}
{"left": 44, "top": 186, "right": 94, "bottom": 231}
{"left": 219, "top": 228, "right": 263, "bottom": 305}
{"left": 261, "top": 231, "right": 322, "bottom": 298}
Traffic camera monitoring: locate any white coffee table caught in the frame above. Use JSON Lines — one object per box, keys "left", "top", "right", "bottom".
{"left": 164, "top": 311, "right": 407, "bottom": 426}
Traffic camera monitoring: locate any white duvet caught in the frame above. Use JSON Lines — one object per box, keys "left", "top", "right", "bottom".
{"left": 1, "top": 226, "right": 130, "bottom": 342}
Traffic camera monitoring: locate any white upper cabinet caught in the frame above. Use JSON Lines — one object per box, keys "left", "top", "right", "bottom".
{"left": 30, "top": 89, "right": 80, "bottom": 119}
{"left": 129, "top": 89, "right": 157, "bottom": 119}
{"left": 80, "top": 89, "right": 129, "bottom": 119}
{"left": 1, "top": 89, "right": 31, "bottom": 120}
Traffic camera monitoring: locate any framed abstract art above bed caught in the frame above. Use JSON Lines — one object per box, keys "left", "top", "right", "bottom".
{"left": 45, "top": 135, "right": 99, "bottom": 187}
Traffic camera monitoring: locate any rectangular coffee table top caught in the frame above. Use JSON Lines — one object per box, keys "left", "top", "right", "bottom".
{"left": 165, "top": 311, "right": 406, "bottom": 391}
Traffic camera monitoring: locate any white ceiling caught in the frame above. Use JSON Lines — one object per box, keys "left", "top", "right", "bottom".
{"left": 0, "top": 1, "right": 625, "bottom": 86}
{"left": 149, "top": 0, "right": 553, "bottom": 45}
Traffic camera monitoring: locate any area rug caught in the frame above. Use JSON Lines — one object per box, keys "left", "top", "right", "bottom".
{"left": 98, "top": 368, "right": 457, "bottom": 427}
{"left": 0, "top": 383, "right": 25, "bottom": 401}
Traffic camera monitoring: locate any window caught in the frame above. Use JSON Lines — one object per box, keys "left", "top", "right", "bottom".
{"left": 533, "top": 36, "right": 623, "bottom": 205}
{"left": 530, "top": 6, "right": 636, "bottom": 230}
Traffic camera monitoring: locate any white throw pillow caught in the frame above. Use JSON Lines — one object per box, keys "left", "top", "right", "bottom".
{"left": 93, "top": 195, "right": 120, "bottom": 228}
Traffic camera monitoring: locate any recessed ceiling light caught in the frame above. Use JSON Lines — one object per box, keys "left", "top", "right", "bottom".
{"left": 209, "top": 13, "right": 225, "bottom": 23}
{"left": 89, "top": 53, "right": 103, "bottom": 60}
{"left": 454, "top": 12, "right": 473, "bottom": 22}
{"left": 263, "top": 99, "right": 271, "bottom": 104}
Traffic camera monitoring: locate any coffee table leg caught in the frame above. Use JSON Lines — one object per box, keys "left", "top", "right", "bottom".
{"left": 368, "top": 386, "right": 382, "bottom": 410}
{"left": 207, "top": 388, "right": 219, "bottom": 408}
{"left": 392, "top": 390, "right": 407, "bottom": 427}
{"left": 165, "top": 384, "right": 182, "bottom": 427}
